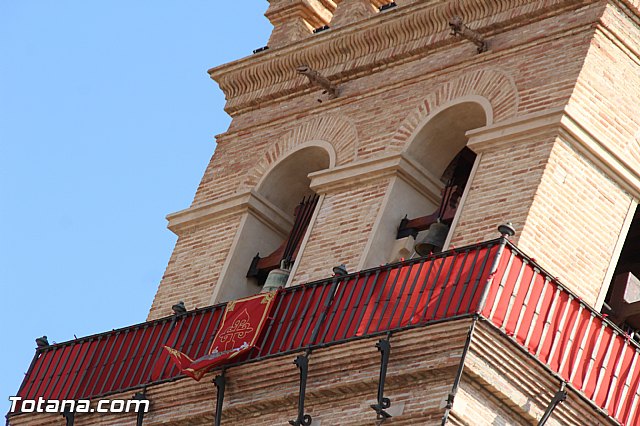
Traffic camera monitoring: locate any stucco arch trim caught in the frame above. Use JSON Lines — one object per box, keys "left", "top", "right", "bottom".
{"left": 241, "top": 114, "right": 358, "bottom": 191}
{"left": 389, "top": 68, "right": 519, "bottom": 153}
{"left": 255, "top": 140, "right": 336, "bottom": 191}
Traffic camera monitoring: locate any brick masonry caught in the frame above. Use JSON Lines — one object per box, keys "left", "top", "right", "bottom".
{"left": 151, "top": 0, "right": 640, "bottom": 314}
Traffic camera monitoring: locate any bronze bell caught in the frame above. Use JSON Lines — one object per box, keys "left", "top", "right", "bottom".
{"left": 414, "top": 221, "right": 450, "bottom": 256}
{"left": 261, "top": 260, "right": 290, "bottom": 293}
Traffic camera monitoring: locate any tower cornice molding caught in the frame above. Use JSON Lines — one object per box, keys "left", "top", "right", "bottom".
{"left": 208, "top": 0, "right": 597, "bottom": 116}
{"left": 166, "top": 190, "right": 293, "bottom": 236}
{"left": 466, "top": 107, "right": 640, "bottom": 199}
{"left": 308, "top": 152, "right": 443, "bottom": 203}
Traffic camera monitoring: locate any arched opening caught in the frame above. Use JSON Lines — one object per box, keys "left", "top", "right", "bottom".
{"left": 214, "top": 145, "right": 331, "bottom": 303}
{"left": 361, "top": 101, "right": 488, "bottom": 268}
{"left": 257, "top": 146, "right": 330, "bottom": 214}
{"left": 399, "top": 102, "right": 487, "bottom": 255}
{"left": 602, "top": 205, "right": 640, "bottom": 339}
{"left": 405, "top": 102, "right": 486, "bottom": 179}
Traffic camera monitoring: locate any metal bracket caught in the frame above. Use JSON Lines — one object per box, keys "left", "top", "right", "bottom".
{"left": 396, "top": 216, "right": 419, "bottom": 239}
{"left": 296, "top": 65, "right": 338, "bottom": 99}
{"left": 538, "top": 383, "right": 568, "bottom": 426}
{"left": 213, "top": 373, "right": 226, "bottom": 426}
{"left": 61, "top": 407, "right": 74, "bottom": 426}
{"left": 449, "top": 16, "right": 488, "bottom": 53}
{"left": 133, "top": 390, "right": 147, "bottom": 426}
{"left": 371, "top": 337, "right": 392, "bottom": 420}
{"left": 289, "top": 354, "right": 312, "bottom": 426}
{"left": 247, "top": 253, "right": 261, "bottom": 278}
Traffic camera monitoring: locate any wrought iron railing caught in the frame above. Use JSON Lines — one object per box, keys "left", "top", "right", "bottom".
{"left": 12, "top": 238, "right": 640, "bottom": 424}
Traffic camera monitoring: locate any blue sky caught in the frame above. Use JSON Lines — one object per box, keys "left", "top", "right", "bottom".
{"left": 1, "top": 1, "right": 271, "bottom": 412}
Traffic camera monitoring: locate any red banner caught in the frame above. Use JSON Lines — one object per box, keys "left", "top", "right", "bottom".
{"left": 164, "top": 292, "right": 277, "bottom": 381}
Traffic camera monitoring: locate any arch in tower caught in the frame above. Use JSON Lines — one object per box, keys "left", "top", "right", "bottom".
{"left": 256, "top": 141, "right": 335, "bottom": 214}
{"left": 360, "top": 96, "right": 492, "bottom": 269}
{"left": 240, "top": 114, "right": 356, "bottom": 192}
{"left": 212, "top": 142, "right": 333, "bottom": 303}
{"left": 387, "top": 68, "right": 518, "bottom": 154}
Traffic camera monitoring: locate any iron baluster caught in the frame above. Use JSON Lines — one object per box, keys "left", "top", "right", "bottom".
{"left": 312, "top": 278, "right": 340, "bottom": 345}
{"left": 289, "top": 354, "right": 312, "bottom": 426}
{"left": 278, "top": 286, "right": 307, "bottom": 353}
{"left": 189, "top": 308, "right": 218, "bottom": 363}
{"left": 113, "top": 327, "right": 144, "bottom": 390}
{"left": 298, "top": 283, "right": 330, "bottom": 346}
{"left": 329, "top": 274, "right": 360, "bottom": 342}
{"left": 370, "top": 337, "right": 392, "bottom": 420}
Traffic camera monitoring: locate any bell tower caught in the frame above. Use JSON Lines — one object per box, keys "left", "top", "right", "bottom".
{"left": 11, "top": 2, "right": 640, "bottom": 426}
{"left": 150, "top": 0, "right": 640, "bottom": 319}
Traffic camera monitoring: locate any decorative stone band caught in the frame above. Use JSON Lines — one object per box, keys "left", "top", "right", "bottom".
{"left": 308, "top": 152, "right": 443, "bottom": 204}
{"left": 166, "top": 191, "right": 293, "bottom": 236}
{"left": 466, "top": 107, "right": 640, "bottom": 199}
{"left": 207, "top": 0, "right": 605, "bottom": 115}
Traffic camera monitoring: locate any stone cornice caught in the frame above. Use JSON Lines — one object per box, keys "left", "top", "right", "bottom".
{"left": 167, "top": 152, "right": 445, "bottom": 235}
{"left": 466, "top": 107, "right": 640, "bottom": 199}
{"left": 309, "top": 152, "right": 443, "bottom": 202}
{"left": 559, "top": 111, "right": 640, "bottom": 199}
{"left": 466, "top": 107, "right": 566, "bottom": 150}
{"left": 208, "top": 0, "right": 596, "bottom": 116}
{"left": 166, "top": 191, "right": 293, "bottom": 236}
{"left": 597, "top": 2, "right": 640, "bottom": 66}
{"left": 618, "top": 0, "right": 640, "bottom": 21}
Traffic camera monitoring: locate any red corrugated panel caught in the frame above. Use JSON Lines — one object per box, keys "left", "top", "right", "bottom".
{"left": 257, "top": 285, "right": 307, "bottom": 355}
{"left": 488, "top": 255, "right": 525, "bottom": 327}
{"left": 444, "top": 246, "right": 494, "bottom": 318}
{"left": 270, "top": 284, "right": 321, "bottom": 352}
{"left": 500, "top": 264, "right": 535, "bottom": 335}
{"left": 608, "top": 345, "right": 637, "bottom": 418}
{"left": 32, "top": 346, "right": 65, "bottom": 398}
{"left": 593, "top": 332, "right": 624, "bottom": 407}
{"left": 66, "top": 339, "right": 100, "bottom": 399}
{"left": 127, "top": 320, "right": 171, "bottom": 387}
{"left": 319, "top": 272, "right": 382, "bottom": 343}
{"left": 621, "top": 354, "right": 640, "bottom": 424}
{"left": 536, "top": 290, "right": 572, "bottom": 364}
{"left": 484, "top": 245, "right": 640, "bottom": 426}
{"left": 16, "top": 305, "right": 226, "bottom": 403}
{"left": 50, "top": 343, "right": 83, "bottom": 400}
{"left": 287, "top": 282, "right": 336, "bottom": 348}
{"left": 556, "top": 306, "right": 590, "bottom": 378}
{"left": 480, "top": 246, "right": 515, "bottom": 318}
{"left": 546, "top": 297, "right": 581, "bottom": 372}
{"left": 318, "top": 275, "right": 365, "bottom": 343}
{"left": 510, "top": 269, "right": 545, "bottom": 345}
{"left": 14, "top": 242, "right": 501, "bottom": 408}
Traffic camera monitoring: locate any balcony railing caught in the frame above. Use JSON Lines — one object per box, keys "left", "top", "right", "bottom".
{"left": 12, "top": 239, "right": 640, "bottom": 425}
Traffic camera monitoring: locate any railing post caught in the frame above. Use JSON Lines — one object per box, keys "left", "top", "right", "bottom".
{"left": 289, "top": 353, "right": 312, "bottom": 426}
{"left": 441, "top": 318, "right": 477, "bottom": 425}
{"left": 213, "top": 372, "right": 226, "bottom": 426}
{"left": 308, "top": 278, "right": 340, "bottom": 346}
{"left": 370, "top": 335, "right": 392, "bottom": 420}
{"left": 476, "top": 238, "right": 508, "bottom": 314}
